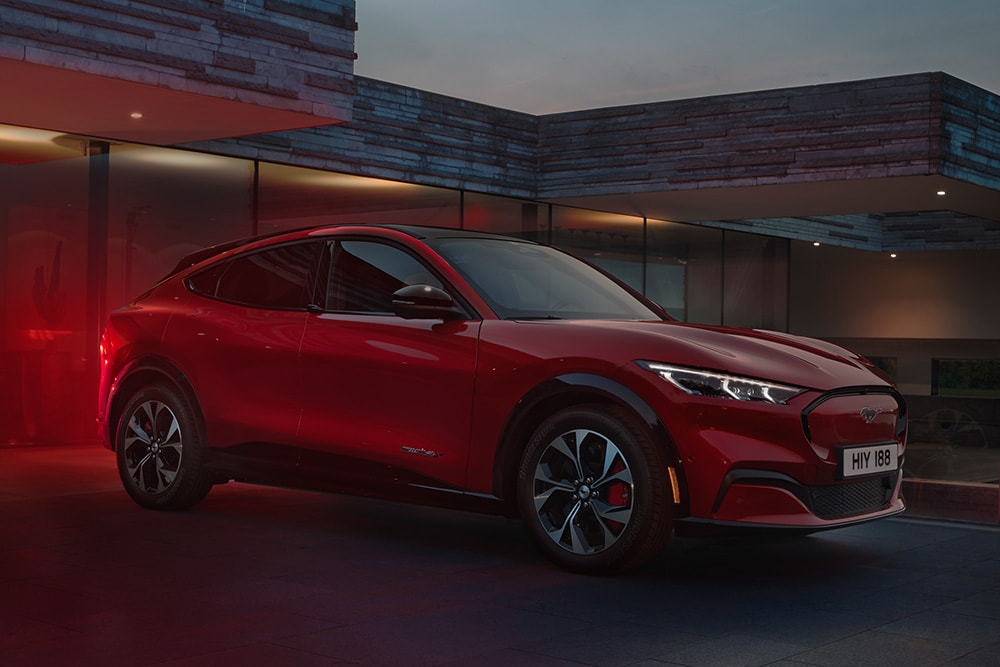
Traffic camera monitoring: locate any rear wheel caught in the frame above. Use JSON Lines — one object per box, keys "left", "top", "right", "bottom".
{"left": 517, "top": 405, "right": 672, "bottom": 574}
{"left": 115, "top": 383, "right": 213, "bottom": 510}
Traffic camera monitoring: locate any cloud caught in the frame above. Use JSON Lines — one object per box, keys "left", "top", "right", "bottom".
{"left": 354, "top": 0, "right": 1000, "bottom": 113}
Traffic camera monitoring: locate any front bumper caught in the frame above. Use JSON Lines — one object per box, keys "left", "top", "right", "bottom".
{"left": 675, "top": 466, "right": 905, "bottom": 534}
{"left": 654, "top": 384, "right": 907, "bottom": 530}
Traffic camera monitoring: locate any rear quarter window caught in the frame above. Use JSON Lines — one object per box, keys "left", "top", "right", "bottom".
{"left": 187, "top": 242, "right": 321, "bottom": 310}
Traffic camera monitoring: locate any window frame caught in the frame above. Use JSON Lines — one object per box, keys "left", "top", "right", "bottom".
{"left": 186, "top": 240, "right": 324, "bottom": 311}
{"left": 316, "top": 238, "right": 475, "bottom": 319}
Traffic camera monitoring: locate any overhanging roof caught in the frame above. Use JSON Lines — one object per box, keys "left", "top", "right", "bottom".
{"left": 0, "top": 0, "right": 358, "bottom": 145}
{"left": 549, "top": 174, "right": 1000, "bottom": 226}
{"left": 0, "top": 60, "right": 347, "bottom": 145}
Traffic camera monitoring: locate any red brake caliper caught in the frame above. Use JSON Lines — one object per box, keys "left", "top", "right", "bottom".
{"left": 605, "top": 460, "right": 630, "bottom": 508}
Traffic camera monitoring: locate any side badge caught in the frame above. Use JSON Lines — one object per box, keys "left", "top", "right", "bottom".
{"left": 401, "top": 446, "right": 443, "bottom": 458}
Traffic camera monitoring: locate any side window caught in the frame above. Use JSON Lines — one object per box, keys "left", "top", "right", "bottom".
{"left": 326, "top": 240, "right": 443, "bottom": 313}
{"left": 189, "top": 242, "right": 321, "bottom": 310}
{"left": 186, "top": 261, "right": 227, "bottom": 297}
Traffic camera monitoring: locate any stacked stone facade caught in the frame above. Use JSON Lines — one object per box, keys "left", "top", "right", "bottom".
{"left": 193, "top": 71, "right": 1000, "bottom": 251}
{"left": 537, "top": 73, "right": 944, "bottom": 197}
{"left": 192, "top": 76, "right": 540, "bottom": 196}
{"left": 0, "top": 0, "right": 356, "bottom": 119}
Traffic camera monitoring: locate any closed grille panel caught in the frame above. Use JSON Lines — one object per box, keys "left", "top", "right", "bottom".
{"left": 809, "top": 471, "right": 897, "bottom": 519}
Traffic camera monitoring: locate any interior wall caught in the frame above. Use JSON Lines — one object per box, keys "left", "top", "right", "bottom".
{"left": 790, "top": 242, "right": 1000, "bottom": 340}
{"left": 790, "top": 241, "right": 1000, "bottom": 396}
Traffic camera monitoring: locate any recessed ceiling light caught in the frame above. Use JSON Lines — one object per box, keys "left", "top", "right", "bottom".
{"left": 890, "top": 253, "right": 898, "bottom": 258}
{"left": 813, "top": 242, "right": 821, "bottom": 247}
{"left": 130, "top": 112, "right": 144, "bottom": 120}
{"left": 936, "top": 190, "right": 946, "bottom": 196}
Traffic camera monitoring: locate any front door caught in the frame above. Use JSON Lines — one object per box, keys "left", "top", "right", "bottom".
{"left": 296, "top": 239, "right": 480, "bottom": 490}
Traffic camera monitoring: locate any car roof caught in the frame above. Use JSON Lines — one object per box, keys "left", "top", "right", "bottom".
{"left": 337, "top": 224, "right": 539, "bottom": 244}
{"left": 168, "top": 223, "right": 538, "bottom": 278}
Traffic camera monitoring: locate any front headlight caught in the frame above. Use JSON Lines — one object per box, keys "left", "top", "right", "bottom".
{"left": 638, "top": 361, "right": 805, "bottom": 405}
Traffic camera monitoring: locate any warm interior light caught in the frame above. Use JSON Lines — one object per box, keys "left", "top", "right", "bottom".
{"left": 130, "top": 112, "right": 144, "bottom": 119}
{"left": 890, "top": 253, "right": 898, "bottom": 258}
{"left": 936, "top": 190, "right": 946, "bottom": 196}
{"left": 122, "top": 147, "right": 234, "bottom": 169}
{"left": 813, "top": 242, "right": 821, "bottom": 247}
{"left": 0, "top": 125, "right": 60, "bottom": 144}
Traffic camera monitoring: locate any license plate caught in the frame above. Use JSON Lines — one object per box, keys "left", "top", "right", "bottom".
{"left": 841, "top": 443, "right": 898, "bottom": 478}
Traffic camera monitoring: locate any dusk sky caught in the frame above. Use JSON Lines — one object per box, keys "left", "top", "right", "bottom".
{"left": 354, "top": 0, "right": 1000, "bottom": 114}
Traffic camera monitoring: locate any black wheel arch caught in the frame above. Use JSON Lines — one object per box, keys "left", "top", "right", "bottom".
{"left": 492, "top": 372, "right": 689, "bottom": 518}
{"left": 105, "top": 356, "right": 205, "bottom": 452}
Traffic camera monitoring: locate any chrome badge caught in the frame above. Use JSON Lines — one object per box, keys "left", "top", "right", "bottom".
{"left": 859, "top": 407, "right": 883, "bottom": 424}
{"left": 401, "top": 446, "right": 442, "bottom": 458}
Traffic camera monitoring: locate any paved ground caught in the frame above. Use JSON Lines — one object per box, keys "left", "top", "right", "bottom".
{"left": 2, "top": 444, "right": 1000, "bottom": 667}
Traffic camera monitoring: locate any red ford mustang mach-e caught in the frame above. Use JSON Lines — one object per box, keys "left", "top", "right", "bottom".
{"left": 98, "top": 224, "right": 905, "bottom": 573}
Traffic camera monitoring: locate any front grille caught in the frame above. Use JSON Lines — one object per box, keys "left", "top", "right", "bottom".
{"left": 808, "top": 471, "right": 898, "bottom": 519}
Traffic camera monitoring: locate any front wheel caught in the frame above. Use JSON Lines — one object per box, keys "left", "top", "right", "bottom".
{"left": 517, "top": 405, "right": 673, "bottom": 574}
{"left": 115, "top": 383, "right": 214, "bottom": 510}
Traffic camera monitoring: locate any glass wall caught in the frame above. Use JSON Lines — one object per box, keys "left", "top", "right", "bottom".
{"left": 107, "top": 147, "right": 255, "bottom": 307}
{"left": 722, "top": 231, "right": 789, "bottom": 331}
{"left": 9, "top": 119, "right": 992, "bottom": 498}
{"left": 258, "top": 163, "right": 461, "bottom": 233}
{"left": 551, "top": 207, "right": 646, "bottom": 293}
{"left": 462, "top": 192, "right": 546, "bottom": 240}
{"left": 790, "top": 241, "right": 1000, "bottom": 484}
{"left": 0, "top": 126, "right": 91, "bottom": 443}
{"left": 0, "top": 130, "right": 260, "bottom": 444}
{"left": 646, "top": 219, "right": 723, "bottom": 322}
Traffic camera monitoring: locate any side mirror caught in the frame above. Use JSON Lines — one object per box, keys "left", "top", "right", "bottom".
{"left": 391, "top": 284, "right": 463, "bottom": 320}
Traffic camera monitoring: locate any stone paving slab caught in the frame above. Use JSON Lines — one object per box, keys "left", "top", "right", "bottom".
{"left": 1, "top": 444, "right": 999, "bottom": 666}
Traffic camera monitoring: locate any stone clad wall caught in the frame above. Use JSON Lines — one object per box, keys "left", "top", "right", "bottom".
{"left": 344, "top": 78, "right": 538, "bottom": 195}
{"left": 941, "top": 74, "right": 1000, "bottom": 189}
{"left": 882, "top": 211, "right": 1000, "bottom": 251}
{"left": 198, "top": 71, "right": 999, "bottom": 205}
{"left": 536, "top": 73, "right": 946, "bottom": 198}
{"left": 193, "top": 76, "right": 541, "bottom": 197}
{"left": 187, "top": 70, "right": 1000, "bottom": 249}
{"left": 0, "top": 0, "right": 356, "bottom": 119}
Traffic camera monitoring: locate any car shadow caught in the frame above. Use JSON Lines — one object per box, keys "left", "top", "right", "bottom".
{"left": 197, "top": 481, "right": 886, "bottom": 583}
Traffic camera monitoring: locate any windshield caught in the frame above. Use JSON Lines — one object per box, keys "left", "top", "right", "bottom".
{"left": 432, "top": 238, "right": 663, "bottom": 320}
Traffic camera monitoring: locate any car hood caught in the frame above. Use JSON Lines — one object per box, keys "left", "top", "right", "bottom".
{"left": 516, "top": 319, "right": 890, "bottom": 392}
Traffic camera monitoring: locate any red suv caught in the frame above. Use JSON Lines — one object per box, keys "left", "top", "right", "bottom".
{"left": 98, "top": 224, "right": 905, "bottom": 573}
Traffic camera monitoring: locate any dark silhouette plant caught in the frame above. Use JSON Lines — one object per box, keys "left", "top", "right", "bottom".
{"left": 32, "top": 241, "right": 67, "bottom": 330}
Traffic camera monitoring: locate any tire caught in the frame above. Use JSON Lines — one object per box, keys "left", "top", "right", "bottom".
{"left": 517, "top": 405, "right": 673, "bottom": 574}
{"left": 115, "top": 382, "right": 214, "bottom": 510}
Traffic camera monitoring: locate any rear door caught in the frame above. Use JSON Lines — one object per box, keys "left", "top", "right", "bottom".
{"left": 172, "top": 241, "right": 322, "bottom": 449}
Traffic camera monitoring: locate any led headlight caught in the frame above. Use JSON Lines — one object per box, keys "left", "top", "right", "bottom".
{"left": 638, "top": 361, "right": 805, "bottom": 405}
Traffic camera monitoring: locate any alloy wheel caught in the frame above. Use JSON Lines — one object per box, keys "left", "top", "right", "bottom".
{"left": 123, "top": 399, "right": 184, "bottom": 494}
{"left": 531, "top": 428, "right": 635, "bottom": 555}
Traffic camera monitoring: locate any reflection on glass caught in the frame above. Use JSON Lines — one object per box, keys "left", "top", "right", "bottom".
{"left": 551, "top": 206, "right": 645, "bottom": 294}
{"left": 108, "top": 146, "right": 254, "bottom": 306}
{"left": 462, "top": 192, "right": 546, "bottom": 240}
{"left": 723, "top": 230, "right": 788, "bottom": 330}
{"left": 1, "top": 124, "right": 91, "bottom": 444}
{"left": 434, "top": 238, "right": 659, "bottom": 321}
{"left": 647, "top": 220, "right": 723, "bottom": 323}
{"left": 258, "top": 162, "right": 461, "bottom": 233}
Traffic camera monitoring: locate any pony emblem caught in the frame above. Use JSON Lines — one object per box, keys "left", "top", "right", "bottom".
{"left": 859, "top": 407, "right": 882, "bottom": 424}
